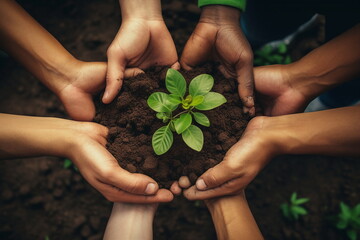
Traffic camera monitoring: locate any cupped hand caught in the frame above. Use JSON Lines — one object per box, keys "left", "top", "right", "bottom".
{"left": 254, "top": 64, "right": 309, "bottom": 116}
{"left": 103, "top": 19, "right": 179, "bottom": 104}
{"left": 57, "top": 61, "right": 143, "bottom": 121}
{"left": 69, "top": 121, "right": 173, "bottom": 203}
{"left": 182, "top": 117, "right": 275, "bottom": 200}
{"left": 180, "top": 6, "right": 255, "bottom": 116}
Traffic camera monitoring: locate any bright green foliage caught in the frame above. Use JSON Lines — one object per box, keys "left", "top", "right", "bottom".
{"left": 335, "top": 202, "right": 360, "bottom": 240}
{"left": 254, "top": 43, "right": 292, "bottom": 66}
{"left": 280, "top": 192, "right": 309, "bottom": 221}
{"left": 147, "top": 69, "right": 226, "bottom": 155}
{"left": 63, "top": 158, "right": 73, "bottom": 169}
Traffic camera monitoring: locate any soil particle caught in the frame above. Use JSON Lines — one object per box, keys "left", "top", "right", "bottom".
{"left": 80, "top": 225, "right": 92, "bottom": 238}
{"left": 73, "top": 215, "right": 87, "bottom": 230}
{"left": 1, "top": 189, "right": 14, "bottom": 202}
{"left": 143, "top": 156, "right": 158, "bottom": 170}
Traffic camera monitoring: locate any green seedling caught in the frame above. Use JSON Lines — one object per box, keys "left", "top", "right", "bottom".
{"left": 63, "top": 158, "right": 78, "bottom": 171}
{"left": 254, "top": 42, "right": 292, "bottom": 66}
{"left": 280, "top": 192, "right": 309, "bottom": 221}
{"left": 147, "top": 69, "right": 226, "bottom": 155}
{"left": 335, "top": 202, "right": 360, "bottom": 240}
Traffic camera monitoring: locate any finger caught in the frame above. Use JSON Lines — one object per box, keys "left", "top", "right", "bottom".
{"left": 124, "top": 68, "right": 144, "bottom": 79}
{"left": 218, "top": 65, "right": 235, "bottom": 79}
{"left": 170, "top": 61, "right": 181, "bottom": 71}
{"left": 183, "top": 177, "right": 246, "bottom": 201}
{"left": 180, "top": 32, "right": 212, "bottom": 70}
{"left": 96, "top": 181, "right": 174, "bottom": 203}
{"left": 170, "top": 181, "right": 182, "bottom": 196}
{"left": 103, "top": 51, "right": 126, "bottom": 104}
{"left": 236, "top": 61, "right": 255, "bottom": 116}
{"left": 178, "top": 176, "right": 191, "bottom": 189}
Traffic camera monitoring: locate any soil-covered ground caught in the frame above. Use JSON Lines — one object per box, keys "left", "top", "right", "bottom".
{"left": 0, "top": 0, "right": 359, "bottom": 240}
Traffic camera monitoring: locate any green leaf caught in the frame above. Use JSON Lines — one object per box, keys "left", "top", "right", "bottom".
{"left": 347, "top": 229, "right": 357, "bottom": 240}
{"left": 174, "top": 113, "right": 192, "bottom": 134}
{"left": 189, "top": 95, "right": 204, "bottom": 106}
{"left": 152, "top": 125, "right": 173, "bottom": 155}
{"left": 291, "top": 206, "right": 307, "bottom": 215}
{"left": 147, "top": 92, "right": 177, "bottom": 113}
{"left": 336, "top": 219, "right": 348, "bottom": 230}
{"left": 278, "top": 43, "right": 287, "bottom": 54}
{"left": 280, "top": 203, "right": 290, "bottom": 219}
{"left": 168, "top": 94, "right": 182, "bottom": 104}
{"left": 291, "top": 192, "right": 298, "bottom": 203}
{"left": 189, "top": 74, "right": 214, "bottom": 96}
{"left": 340, "top": 202, "right": 352, "bottom": 219}
{"left": 195, "top": 92, "right": 227, "bottom": 110}
{"left": 354, "top": 204, "right": 360, "bottom": 215}
{"left": 294, "top": 198, "right": 309, "bottom": 205}
{"left": 182, "top": 125, "right": 204, "bottom": 152}
{"left": 63, "top": 159, "right": 72, "bottom": 169}
{"left": 166, "top": 69, "right": 186, "bottom": 98}
{"left": 192, "top": 112, "right": 210, "bottom": 127}
{"left": 284, "top": 55, "right": 292, "bottom": 64}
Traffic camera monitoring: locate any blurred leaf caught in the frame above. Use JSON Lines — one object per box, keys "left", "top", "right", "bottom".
{"left": 294, "top": 198, "right": 309, "bottom": 205}
{"left": 346, "top": 229, "right": 357, "bottom": 240}
{"left": 63, "top": 159, "right": 72, "bottom": 169}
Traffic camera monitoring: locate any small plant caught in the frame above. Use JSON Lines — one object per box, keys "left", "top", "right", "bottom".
{"left": 147, "top": 69, "right": 226, "bottom": 155}
{"left": 254, "top": 42, "right": 292, "bottom": 66}
{"left": 335, "top": 202, "right": 360, "bottom": 240}
{"left": 280, "top": 192, "right": 309, "bottom": 221}
{"left": 63, "top": 158, "right": 78, "bottom": 171}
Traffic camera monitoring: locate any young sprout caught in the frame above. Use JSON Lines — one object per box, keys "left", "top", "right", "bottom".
{"left": 335, "top": 202, "right": 360, "bottom": 240}
{"left": 280, "top": 192, "right": 309, "bottom": 221}
{"left": 147, "top": 69, "right": 226, "bottom": 155}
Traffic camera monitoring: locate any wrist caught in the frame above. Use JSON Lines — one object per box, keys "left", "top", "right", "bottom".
{"left": 119, "top": 0, "right": 163, "bottom": 21}
{"left": 199, "top": 5, "right": 241, "bottom": 25}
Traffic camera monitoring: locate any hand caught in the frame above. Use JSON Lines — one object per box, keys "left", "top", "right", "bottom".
{"left": 56, "top": 61, "right": 143, "bottom": 121}
{"left": 182, "top": 117, "right": 275, "bottom": 200}
{"left": 68, "top": 121, "right": 174, "bottom": 203}
{"left": 254, "top": 64, "right": 308, "bottom": 116}
{"left": 104, "top": 17, "right": 179, "bottom": 103}
{"left": 180, "top": 5, "right": 255, "bottom": 116}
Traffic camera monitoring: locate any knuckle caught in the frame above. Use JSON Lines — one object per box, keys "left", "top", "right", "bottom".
{"left": 241, "top": 50, "right": 254, "bottom": 63}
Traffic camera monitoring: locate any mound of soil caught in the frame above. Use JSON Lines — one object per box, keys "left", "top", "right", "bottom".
{"left": 95, "top": 65, "right": 249, "bottom": 187}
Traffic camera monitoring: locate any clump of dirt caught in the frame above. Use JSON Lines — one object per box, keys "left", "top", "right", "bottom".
{"left": 95, "top": 64, "right": 250, "bottom": 187}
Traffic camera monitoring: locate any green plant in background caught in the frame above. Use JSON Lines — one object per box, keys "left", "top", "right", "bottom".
{"left": 280, "top": 192, "right": 309, "bottom": 221}
{"left": 254, "top": 42, "right": 292, "bottom": 66}
{"left": 147, "top": 69, "right": 227, "bottom": 155}
{"left": 335, "top": 202, "right": 360, "bottom": 240}
{"left": 63, "top": 158, "right": 78, "bottom": 171}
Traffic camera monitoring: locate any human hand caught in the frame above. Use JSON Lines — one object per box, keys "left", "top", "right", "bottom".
{"left": 56, "top": 61, "right": 143, "bottom": 121}
{"left": 254, "top": 64, "right": 309, "bottom": 116}
{"left": 180, "top": 5, "right": 255, "bottom": 116}
{"left": 68, "top": 121, "right": 174, "bottom": 203}
{"left": 182, "top": 117, "right": 276, "bottom": 200}
{"left": 103, "top": 0, "right": 179, "bottom": 104}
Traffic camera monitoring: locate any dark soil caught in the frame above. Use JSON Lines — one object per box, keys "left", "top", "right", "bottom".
{"left": 0, "top": 0, "right": 359, "bottom": 240}
{"left": 95, "top": 65, "right": 249, "bottom": 188}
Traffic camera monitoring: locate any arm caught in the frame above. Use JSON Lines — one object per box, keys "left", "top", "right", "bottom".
{"left": 254, "top": 24, "right": 360, "bottom": 116}
{"left": 103, "top": 0, "right": 179, "bottom": 104}
{"left": 0, "top": 113, "right": 174, "bottom": 203}
{"left": 183, "top": 105, "right": 360, "bottom": 200}
{"left": 205, "top": 191, "right": 263, "bottom": 240}
{"left": 104, "top": 203, "right": 157, "bottom": 240}
{"left": 0, "top": 0, "right": 105, "bottom": 121}
{"left": 180, "top": 2, "right": 255, "bottom": 115}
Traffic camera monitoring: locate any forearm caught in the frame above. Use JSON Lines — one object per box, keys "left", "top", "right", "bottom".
{"left": 288, "top": 24, "right": 360, "bottom": 100}
{"left": 119, "top": 0, "right": 162, "bottom": 21}
{"left": 265, "top": 105, "right": 360, "bottom": 156}
{"left": 0, "top": 114, "right": 75, "bottom": 159}
{"left": 206, "top": 192, "right": 263, "bottom": 240}
{"left": 0, "top": 0, "right": 77, "bottom": 93}
{"left": 103, "top": 202, "right": 157, "bottom": 240}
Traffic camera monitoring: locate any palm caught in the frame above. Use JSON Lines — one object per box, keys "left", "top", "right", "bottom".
{"left": 254, "top": 65, "right": 308, "bottom": 116}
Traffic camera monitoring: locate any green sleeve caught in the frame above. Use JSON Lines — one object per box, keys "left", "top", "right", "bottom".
{"left": 198, "top": 0, "right": 247, "bottom": 11}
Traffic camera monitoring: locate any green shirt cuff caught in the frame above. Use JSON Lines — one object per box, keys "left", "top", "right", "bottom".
{"left": 198, "top": 0, "right": 247, "bottom": 11}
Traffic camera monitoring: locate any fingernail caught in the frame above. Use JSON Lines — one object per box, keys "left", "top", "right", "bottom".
{"left": 247, "top": 96, "right": 254, "bottom": 107}
{"left": 145, "top": 183, "right": 156, "bottom": 195}
{"left": 196, "top": 179, "right": 207, "bottom": 190}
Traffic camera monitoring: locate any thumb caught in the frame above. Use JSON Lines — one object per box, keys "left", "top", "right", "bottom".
{"left": 106, "top": 166, "right": 160, "bottom": 196}
{"left": 103, "top": 52, "right": 126, "bottom": 104}
{"left": 195, "top": 161, "right": 237, "bottom": 191}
